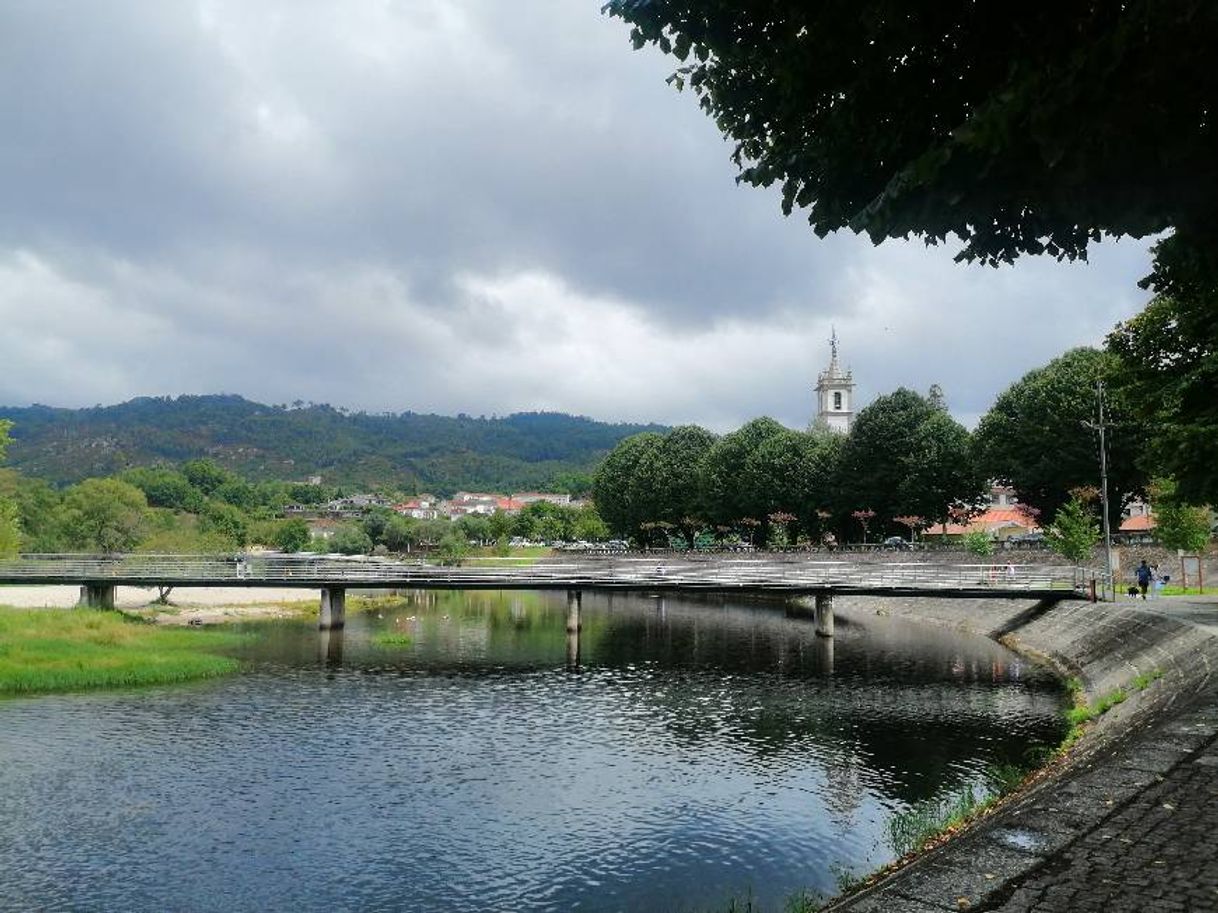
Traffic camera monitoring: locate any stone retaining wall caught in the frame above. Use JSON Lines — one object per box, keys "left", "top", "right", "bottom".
{"left": 825, "top": 596, "right": 1218, "bottom": 911}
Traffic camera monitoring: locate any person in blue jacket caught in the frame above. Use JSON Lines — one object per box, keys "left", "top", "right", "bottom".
{"left": 1135, "top": 560, "right": 1153, "bottom": 599}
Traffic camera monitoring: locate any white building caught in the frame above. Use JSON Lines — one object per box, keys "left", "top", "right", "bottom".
{"left": 815, "top": 330, "right": 855, "bottom": 433}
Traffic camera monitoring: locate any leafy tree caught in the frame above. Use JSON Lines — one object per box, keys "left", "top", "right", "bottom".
{"left": 138, "top": 511, "right": 233, "bottom": 554}
{"left": 1045, "top": 493, "right": 1100, "bottom": 562}
{"left": 199, "top": 500, "right": 249, "bottom": 547}
{"left": 329, "top": 524, "right": 373, "bottom": 555}
{"left": 382, "top": 515, "right": 420, "bottom": 552}
{"left": 457, "top": 514, "right": 493, "bottom": 544}
{"left": 212, "top": 479, "right": 258, "bottom": 511}
{"left": 700, "top": 417, "right": 787, "bottom": 536}
{"left": 838, "top": 389, "right": 984, "bottom": 531}
{"left": 973, "top": 348, "right": 1143, "bottom": 526}
{"left": 361, "top": 507, "right": 396, "bottom": 546}
{"left": 536, "top": 514, "right": 565, "bottom": 544}
{"left": 593, "top": 432, "right": 665, "bottom": 541}
{"left": 275, "top": 518, "right": 312, "bottom": 553}
{"left": 851, "top": 509, "right": 876, "bottom": 544}
{"left": 962, "top": 531, "right": 995, "bottom": 558}
{"left": 547, "top": 471, "right": 595, "bottom": 498}
{"left": 0, "top": 498, "right": 21, "bottom": 556}
{"left": 1107, "top": 293, "right": 1218, "bottom": 505}
{"left": 182, "top": 458, "right": 235, "bottom": 496}
{"left": 60, "top": 478, "right": 149, "bottom": 552}
{"left": 744, "top": 427, "right": 841, "bottom": 540}
{"left": 488, "top": 509, "right": 515, "bottom": 542}
{"left": 603, "top": 3, "right": 1217, "bottom": 269}
{"left": 435, "top": 530, "right": 469, "bottom": 566}
{"left": 1148, "top": 477, "right": 1212, "bottom": 554}
{"left": 0, "top": 470, "right": 64, "bottom": 552}
{"left": 638, "top": 424, "right": 717, "bottom": 546}
{"left": 414, "top": 519, "right": 452, "bottom": 546}
{"left": 122, "top": 466, "right": 205, "bottom": 512}
{"left": 0, "top": 424, "right": 23, "bottom": 554}
{"left": 571, "top": 504, "right": 610, "bottom": 542}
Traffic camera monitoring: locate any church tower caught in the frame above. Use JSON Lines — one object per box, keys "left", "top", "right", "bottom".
{"left": 815, "top": 329, "right": 855, "bottom": 433}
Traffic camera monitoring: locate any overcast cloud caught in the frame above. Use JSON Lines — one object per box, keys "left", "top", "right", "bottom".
{"left": 0, "top": 1, "right": 1155, "bottom": 431}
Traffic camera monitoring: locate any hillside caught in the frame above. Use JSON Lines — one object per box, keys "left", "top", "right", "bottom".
{"left": 0, "top": 395, "right": 667, "bottom": 493}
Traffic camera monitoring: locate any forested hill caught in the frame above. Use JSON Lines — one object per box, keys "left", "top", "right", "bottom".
{"left": 0, "top": 395, "right": 667, "bottom": 493}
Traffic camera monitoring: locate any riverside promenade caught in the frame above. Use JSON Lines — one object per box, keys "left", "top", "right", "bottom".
{"left": 828, "top": 595, "right": 1218, "bottom": 913}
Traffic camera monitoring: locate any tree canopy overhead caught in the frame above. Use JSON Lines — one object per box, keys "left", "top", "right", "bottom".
{"left": 604, "top": 1, "right": 1218, "bottom": 266}
{"left": 973, "top": 347, "right": 1144, "bottom": 524}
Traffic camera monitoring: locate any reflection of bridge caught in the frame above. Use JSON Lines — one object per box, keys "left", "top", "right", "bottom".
{"left": 0, "top": 554, "right": 1094, "bottom": 634}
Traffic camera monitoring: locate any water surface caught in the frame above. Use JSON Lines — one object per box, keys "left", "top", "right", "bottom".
{"left": 0, "top": 591, "right": 1065, "bottom": 912}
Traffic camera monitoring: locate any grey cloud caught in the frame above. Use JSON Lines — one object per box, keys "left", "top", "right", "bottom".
{"left": 0, "top": 2, "right": 1156, "bottom": 430}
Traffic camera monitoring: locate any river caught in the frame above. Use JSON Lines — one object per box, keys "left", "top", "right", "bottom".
{"left": 0, "top": 591, "right": 1065, "bottom": 912}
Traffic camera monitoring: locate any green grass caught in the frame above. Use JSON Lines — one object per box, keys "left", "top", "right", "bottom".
{"left": 0, "top": 606, "right": 245, "bottom": 695}
{"left": 1059, "top": 681, "right": 1141, "bottom": 751}
{"left": 372, "top": 632, "right": 414, "bottom": 647}
{"left": 1132, "top": 668, "right": 1165, "bottom": 690}
{"left": 1155, "top": 585, "right": 1217, "bottom": 596}
{"left": 887, "top": 785, "right": 997, "bottom": 858}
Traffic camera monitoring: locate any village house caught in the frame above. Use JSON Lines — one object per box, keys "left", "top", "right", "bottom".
{"left": 511, "top": 492, "right": 571, "bottom": 506}
{"left": 392, "top": 496, "right": 440, "bottom": 520}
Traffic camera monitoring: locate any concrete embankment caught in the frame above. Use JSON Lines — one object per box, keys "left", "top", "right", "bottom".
{"left": 825, "top": 595, "right": 1218, "bottom": 912}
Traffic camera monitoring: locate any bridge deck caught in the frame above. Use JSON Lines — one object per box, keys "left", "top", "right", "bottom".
{"left": 0, "top": 554, "right": 1094, "bottom": 601}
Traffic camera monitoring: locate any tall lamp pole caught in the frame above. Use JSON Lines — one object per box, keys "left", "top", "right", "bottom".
{"left": 1096, "top": 381, "right": 1115, "bottom": 600}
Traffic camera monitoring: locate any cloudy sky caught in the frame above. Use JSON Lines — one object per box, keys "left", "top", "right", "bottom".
{"left": 0, "top": 1, "right": 1155, "bottom": 430}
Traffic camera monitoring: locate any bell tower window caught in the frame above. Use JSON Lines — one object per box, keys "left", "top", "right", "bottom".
{"left": 833, "top": 391, "right": 842, "bottom": 410}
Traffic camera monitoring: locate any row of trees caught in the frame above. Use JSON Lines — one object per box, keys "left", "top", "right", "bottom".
{"left": 325, "top": 500, "right": 609, "bottom": 557}
{"left": 593, "top": 387, "right": 983, "bottom": 547}
{"left": 605, "top": 2, "right": 1216, "bottom": 538}
{"left": 594, "top": 348, "right": 1214, "bottom": 555}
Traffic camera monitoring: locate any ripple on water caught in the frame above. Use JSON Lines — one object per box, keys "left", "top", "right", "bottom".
{"left": 0, "top": 593, "right": 1065, "bottom": 913}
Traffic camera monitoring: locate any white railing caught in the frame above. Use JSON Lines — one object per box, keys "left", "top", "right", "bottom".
{"left": 0, "top": 554, "right": 1093, "bottom": 594}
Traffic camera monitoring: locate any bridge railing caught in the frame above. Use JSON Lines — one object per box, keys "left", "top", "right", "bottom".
{"left": 0, "top": 553, "right": 1093, "bottom": 593}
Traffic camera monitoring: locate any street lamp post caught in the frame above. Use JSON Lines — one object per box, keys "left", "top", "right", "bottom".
{"left": 1096, "top": 381, "right": 1115, "bottom": 600}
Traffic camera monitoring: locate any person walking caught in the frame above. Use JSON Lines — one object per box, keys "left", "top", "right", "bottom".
{"left": 1135, "top": 560, "right": 1153, "bottom": 599}
{"left": 1151, "top": 564, "right": 1166, "bottom": 599}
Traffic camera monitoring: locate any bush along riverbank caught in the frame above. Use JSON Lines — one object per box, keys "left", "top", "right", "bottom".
{"left": 0, "top": 606, "right": 246, "bottom": 695}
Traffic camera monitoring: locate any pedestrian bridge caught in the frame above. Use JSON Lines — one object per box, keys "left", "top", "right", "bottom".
{"left": 0, "top": 553, "right": 1095, "bottom": 633}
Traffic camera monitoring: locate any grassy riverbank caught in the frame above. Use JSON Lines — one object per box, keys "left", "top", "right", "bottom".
{"left": 0, "top": 607, "right": 245, "bottom": 695}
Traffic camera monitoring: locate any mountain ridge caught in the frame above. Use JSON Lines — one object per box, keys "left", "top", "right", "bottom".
{"left": 0, "top": 394, "right": 668, "bottom": 493}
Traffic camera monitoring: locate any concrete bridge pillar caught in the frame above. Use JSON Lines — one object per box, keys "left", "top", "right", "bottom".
{"left": 565, "top": 590, "right": 582, "bottom": 671}
{"left": 318, "top": 628, "right": 345, "bottom": 667}
{"left": 814, "top": 593, "right": 834, "bottom": 638}
{"left": 566, "top": 590, "right": 582, "bottom": 634}
{"left": 78, "top": 584, "right": 116, "bottom": 610}
{"left": 319, "top": 587, "right": 346, "bottom": 630}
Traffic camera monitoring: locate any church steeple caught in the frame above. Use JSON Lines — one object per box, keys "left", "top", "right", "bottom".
{"left": 815, "top": 328, "right": 855, "bottom": 433}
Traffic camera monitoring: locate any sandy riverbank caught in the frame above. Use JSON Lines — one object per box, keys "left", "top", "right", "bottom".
{"left": 0, "top": 585, "right": 320, "bottom": 625}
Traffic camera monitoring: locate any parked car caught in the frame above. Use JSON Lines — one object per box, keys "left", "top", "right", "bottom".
{"left": 883, "top": 536, "right": 913, "bottom": 550}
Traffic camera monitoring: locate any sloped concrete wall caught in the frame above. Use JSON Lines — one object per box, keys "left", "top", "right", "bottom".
{"left": 825, "top": 596, "right": 1218, "bottom": 912}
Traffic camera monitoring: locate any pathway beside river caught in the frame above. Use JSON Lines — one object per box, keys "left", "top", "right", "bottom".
{"left": 828, "top": 595, "right": 1218, "bottom": 913}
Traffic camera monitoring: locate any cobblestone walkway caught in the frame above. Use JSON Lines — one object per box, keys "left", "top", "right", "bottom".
{"left": 988, "top": 723, "right": 1218, "bottom": 912}
{"left": 834, "top": 597, "right": 1218, "bottom": 913}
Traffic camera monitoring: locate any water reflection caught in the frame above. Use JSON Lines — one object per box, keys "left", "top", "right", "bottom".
{"left": 0, "top": 590, "right": 1065, "bottom": 913}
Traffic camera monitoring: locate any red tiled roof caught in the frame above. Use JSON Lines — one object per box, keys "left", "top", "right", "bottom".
{"left": 1120, "top": 515, "right": 1156, "bottom": 532}
{"left": 927, "top": 508, "right": 1038, "bottom": 536}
